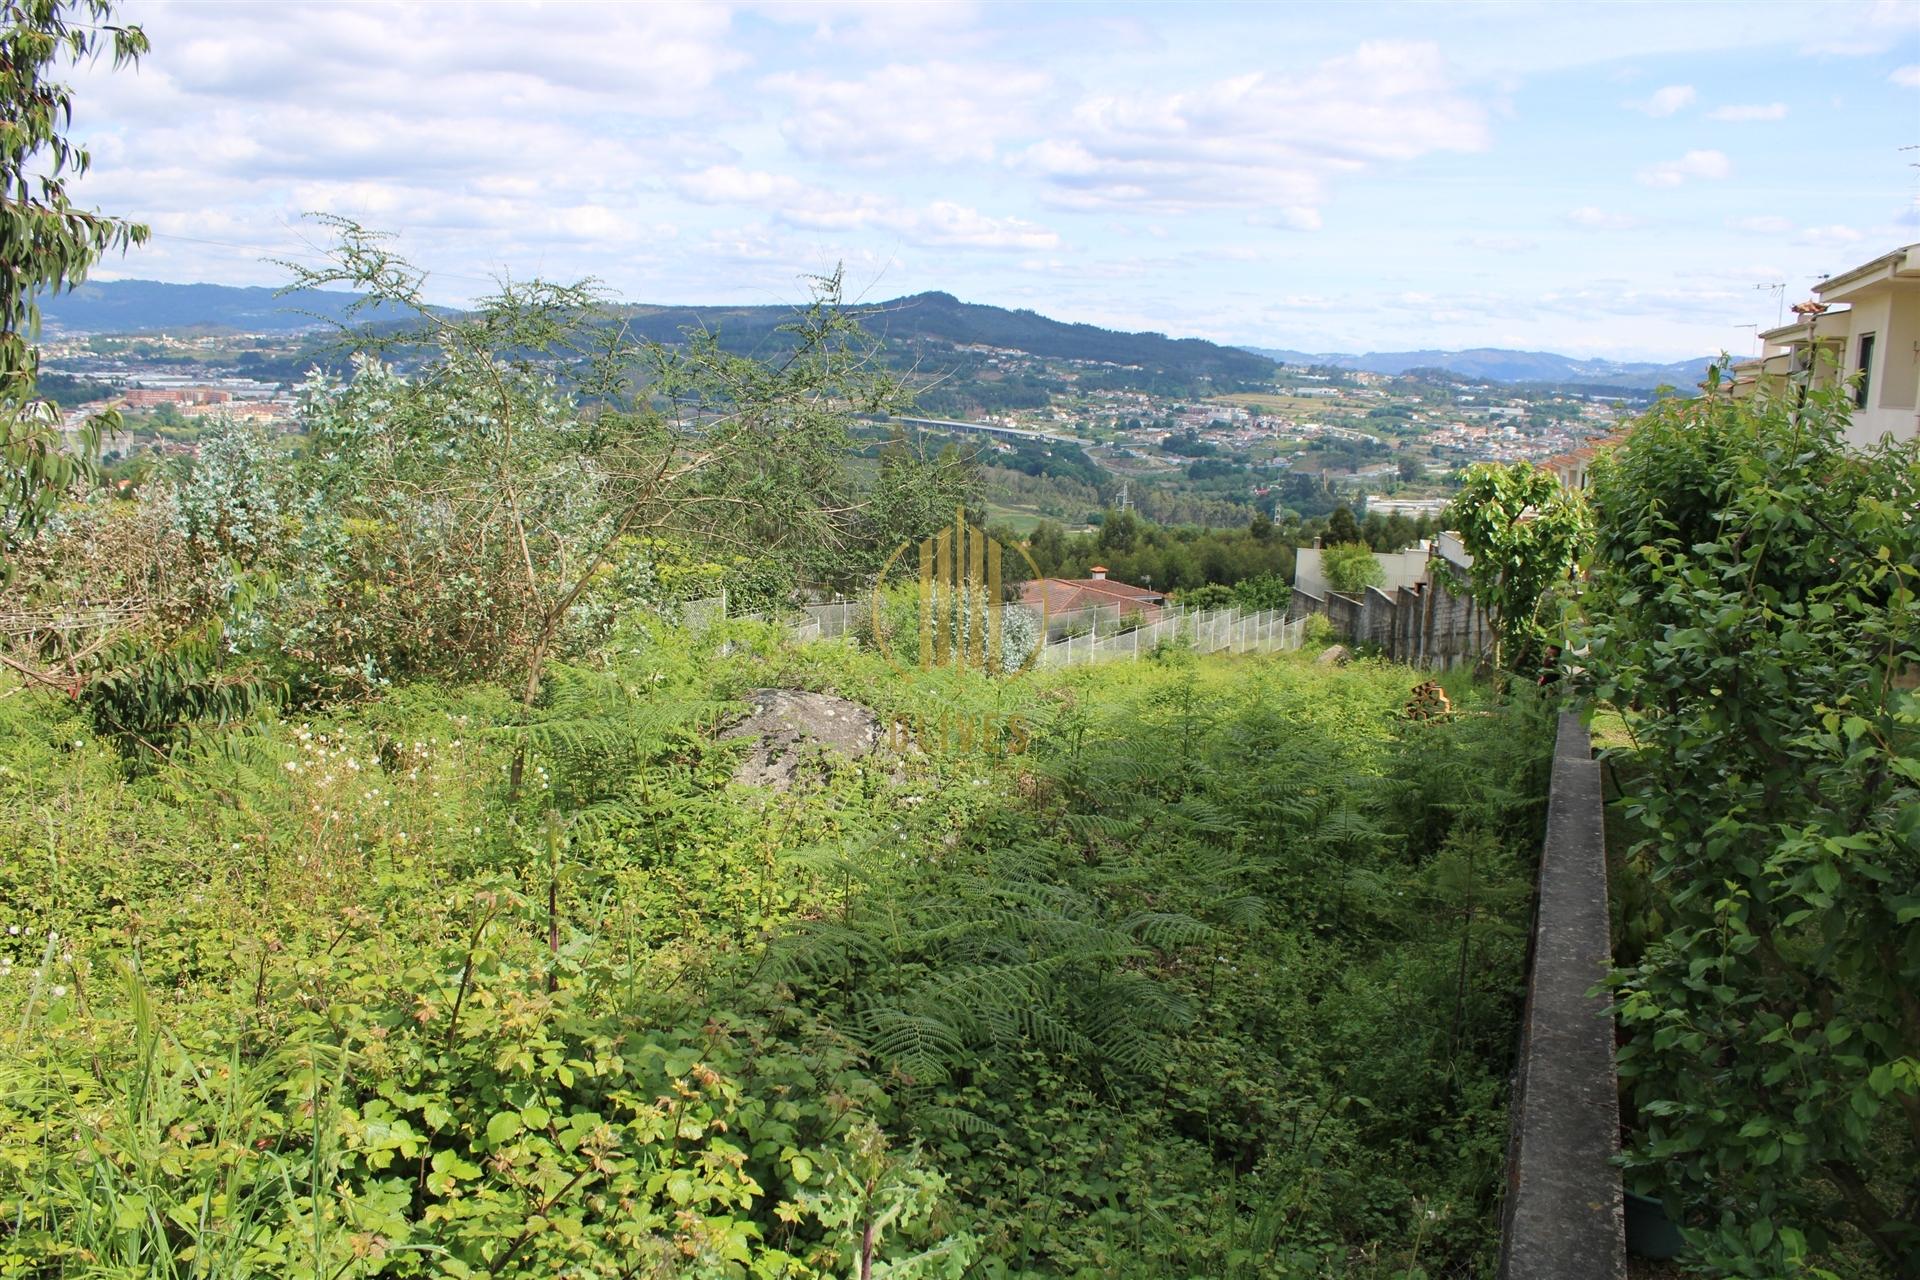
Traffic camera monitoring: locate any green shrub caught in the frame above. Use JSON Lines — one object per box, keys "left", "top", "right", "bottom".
{"left": 1585, "top": 375, "right": 1920, "bottom": 1276}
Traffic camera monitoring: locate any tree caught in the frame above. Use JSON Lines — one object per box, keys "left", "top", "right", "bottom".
{"left": 1, "top": 0, "right": 148, "bottom": 580}
{"left": 1026, "top": 520, "right": 1068, "bottom": 576}
{"left": 1322, "top": 542, "right": 1383, "bottom": 595}
{"left": 868, "top": 428, "right": 979, "bottom": 569}
{"left": 1230, "top": 573, "right": 1291, "bottom": 611}
{"left": 1325, "top": 504, "right": 1361, "bottom": 545}
{"left": 1585, "top": 372, "right": 1919, "bottom": 1275}
{"left": 1096, "top": 507, "right": 1139, "bottom": 554}
{"left": 1444, "top": 461, "right": 1588, "bottom": 672}
{"left": 278, "top": 219, "right": 901, "bottom": 788}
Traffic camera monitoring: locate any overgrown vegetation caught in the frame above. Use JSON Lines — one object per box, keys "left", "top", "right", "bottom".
{"left": 0, "top": 621, "right": 1553, "bottom": 1277}
{"left": 0, "top": 211, "right": 1556, "bottom": 1280}
{"left": 1583, "top": 370, "right": 1920, "bottom": 1276}
{"left": 0, "top": 19, "right": 1563, "bottom": 1273}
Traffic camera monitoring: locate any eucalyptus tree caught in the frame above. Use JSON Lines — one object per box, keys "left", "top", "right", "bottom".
{"left": 1, "top": 0, "right": 148, "bottom": 581}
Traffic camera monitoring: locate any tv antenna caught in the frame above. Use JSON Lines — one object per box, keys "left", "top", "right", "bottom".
{"left": 1755, "top": 282, "right": 1786, "bottom": 328}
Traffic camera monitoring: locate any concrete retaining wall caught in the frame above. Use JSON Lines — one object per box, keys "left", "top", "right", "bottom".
{"left": 1497, "top": 714, "right": 1624, "bottom": 1280}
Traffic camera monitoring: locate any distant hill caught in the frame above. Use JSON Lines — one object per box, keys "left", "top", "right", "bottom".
{"left": 40, "top": 280, "right": 1712, "bottom": 394}
{"left": 1241, "top": 345, "right": 1716, "bottom": 391}
{"left": 39, "top": 280, "right": 1276, "bottom": 392}
{"left": 615, "top": 291, "right": 1277, "bottom": 391}
{"left": 39, "top": 279, "right": 421, "bottom": 334}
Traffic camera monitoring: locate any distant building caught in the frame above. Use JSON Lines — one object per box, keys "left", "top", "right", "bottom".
{"left": 1362, "top": 496, "right": 1451, "bottom": 520}
{"left": 1019, "top": 566, "right": 1167, "bottom": 618}
{"left": 181, "top": 399, "right": 293, "bottom": 423}
{"left": 1536, "top": 432, "right": 1629, "bottom": 492}
{"left": 121, "top": 386, "right": 232, "bottom": 408}
{"left": 1732, "top": 242, "right": 1920, "bottom": 449}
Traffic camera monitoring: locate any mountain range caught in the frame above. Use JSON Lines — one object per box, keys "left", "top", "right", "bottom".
{"left": 1240, "top": 345, "right": 1716, "bottom": 391}
{"left": 42, "top": 279, "right": 1714, "bottom": 392}
{"left": 42, "top": 280, "right": 416, "bottom": 334}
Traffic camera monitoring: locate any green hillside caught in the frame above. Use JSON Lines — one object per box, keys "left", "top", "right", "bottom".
{"left": 0, "top": 619, "right": 1553, "bottom": 1277}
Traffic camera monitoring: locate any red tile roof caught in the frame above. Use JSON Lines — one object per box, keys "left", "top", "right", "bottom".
{"left": 1019, "top": 576, "right": 1167, "bottom": 615}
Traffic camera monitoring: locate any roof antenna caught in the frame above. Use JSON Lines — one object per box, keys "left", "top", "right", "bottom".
{"left": 1755, "top": 282, "right": 1786, "bottom": 328}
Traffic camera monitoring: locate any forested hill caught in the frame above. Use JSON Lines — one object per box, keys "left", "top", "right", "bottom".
{"left": 613, "top": 292, "right": 1278, "bottom": 394}
{"left": 41, "top": 279, "right": 1278, "bottom": 394}
{"left": 1241, "top": 343, "right": 1715, "bottom": 390}
{"left": 40, "top": 280, "right": 416, "bottom": 334}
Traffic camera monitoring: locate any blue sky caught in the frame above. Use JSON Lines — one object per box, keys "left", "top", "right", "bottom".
{"left": 67, "top": 0, "right": 1920, "bottom": 360}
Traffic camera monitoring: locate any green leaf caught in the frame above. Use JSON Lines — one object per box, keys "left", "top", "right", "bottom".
{"left": 486, "top": 1111, "right": 522, "bottom": 1145}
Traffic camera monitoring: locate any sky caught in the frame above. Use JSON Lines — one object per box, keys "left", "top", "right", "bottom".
{"left": 61, "top": 0, "right": 1920, "bottom": 361}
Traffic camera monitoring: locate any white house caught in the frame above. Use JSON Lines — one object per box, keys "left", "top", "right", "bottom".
{"left": 1733, "top": 242, "right": 1920, "bottom": 449}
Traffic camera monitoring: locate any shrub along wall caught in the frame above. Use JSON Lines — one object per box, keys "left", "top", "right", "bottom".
{"left": 1583, "top": 376, "right": 1920, "bottom": 1277}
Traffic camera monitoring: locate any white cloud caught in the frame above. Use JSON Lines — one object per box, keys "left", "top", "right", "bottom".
{"left": 1624, "top": 84, "right": 1695, "bottom": 116}
{"left": 1567, "top": 207, "right": 1642, "bottom": 230}
{"left": 1247, "top": 207, "right": 1324, "bottom": 232}
{"left": 674, "top": 167, "right": 1058, "bottom": 251}
{"left": 1012, "top": 41, "right": 1488, "bottom": 216}
{"left": 1892, "top": 65, "right": 1920, "bottom": 88}
{"left": 1799, "top": 224, "right": 1864, "bottom": 246}
{"left": 761, "top": 61, "right": 1050, "bottom": 166}
{"left": 1801, "top": 3, "right": 1919, "bottom": 57}
{"left": 1460, "top": 234, "right": 1541, "bottom": 252}
{"left": 1726, "top": 215, "right": 1794, "bottom": 234}
{"left": 1637, "top": 150, "right": 1732, "bottom": 187}
{"left": 1708, "top": 102, "right": 1788, "bottom": 121}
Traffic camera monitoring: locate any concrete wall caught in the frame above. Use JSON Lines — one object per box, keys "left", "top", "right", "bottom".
{"left": 1293, "top": 546, "right": 1329, "bottom": 601}
{"left": 1497, "top": 714, "right": 1624, "bottom": 1280}
{"left": 1294, "top": 541, "right": 1433, "bottom": 601}
{"left": 1288, "top": 543, "right": 1491, "bottom": 669}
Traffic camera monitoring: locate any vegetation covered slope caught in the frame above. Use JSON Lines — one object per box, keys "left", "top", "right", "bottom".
{"left": 0, "top": 631, "right": 1554, "bottom": 1278}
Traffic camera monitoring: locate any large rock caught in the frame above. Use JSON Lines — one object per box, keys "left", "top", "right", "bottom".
{"left": 720, "top": 688, "right": 886, "bottom": 790}
{"left": 1314, "top": 644, "right": 1352, "bottom": 666}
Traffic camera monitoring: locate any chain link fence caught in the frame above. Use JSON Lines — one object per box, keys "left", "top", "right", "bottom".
{"left": 677, "top": 592, "right": 1305, "bottom": 669}
{"left": 1036, "top": 606, "right": 1306, "bottom": 667}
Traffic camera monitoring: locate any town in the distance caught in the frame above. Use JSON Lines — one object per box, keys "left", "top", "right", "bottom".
{"left": 40, "top": 278, "right": 1692, "bottom": 534}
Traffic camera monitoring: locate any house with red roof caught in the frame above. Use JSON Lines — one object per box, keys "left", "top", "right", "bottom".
{"left": 1019, "top": 566, "right": 1166, "bottom": 623}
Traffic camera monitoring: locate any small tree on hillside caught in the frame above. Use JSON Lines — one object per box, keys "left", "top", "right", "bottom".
{"left": 1322, "top": 542, "right": 1383, "bottom": 595}
{"left": 1444, "top": 460, "right": 1589, "bottom": 672}
{"left": 1324, "top": 504, "right": 1362, "bottom": 545}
